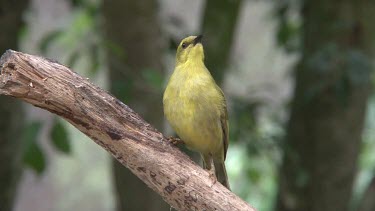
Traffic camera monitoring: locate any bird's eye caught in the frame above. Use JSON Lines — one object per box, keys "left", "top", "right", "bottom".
{"left": 182, "top": 43, "right": 187, "bottom": 49}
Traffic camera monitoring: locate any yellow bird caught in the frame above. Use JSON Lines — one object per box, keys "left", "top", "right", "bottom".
{"left": 163, "top": 35, "right": 230, "bottom": 189}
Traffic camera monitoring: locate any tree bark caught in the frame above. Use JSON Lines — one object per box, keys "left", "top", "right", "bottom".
{"left": 0, "top": 50, "right": 256, "bottom": 211}
{"left": 0, "top": 0, "right": 29, "bottom": 210}
{"left": 101, "top": 0, "right": 170, "bottom": 210}
{"left": 201, "top": 0, "right": 243, "bottom": 83}
{"left": 276, "top": 1, "right": 375, "bottom": 211}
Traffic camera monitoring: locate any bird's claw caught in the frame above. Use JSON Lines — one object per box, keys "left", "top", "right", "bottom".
{"left": 167, "top": 136, "right": 184, "bottom": 145}
{"left": 206, "top": 169, "right": 217, "bottom": 188}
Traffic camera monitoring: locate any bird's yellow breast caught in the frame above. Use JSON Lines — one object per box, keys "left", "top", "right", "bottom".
{"left": 163, "top": 62, "right": 224, "bottom": 155}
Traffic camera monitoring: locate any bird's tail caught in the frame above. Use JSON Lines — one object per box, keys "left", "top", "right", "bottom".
{"left": 214, "top": 160, "right": 230, "bottom": 190}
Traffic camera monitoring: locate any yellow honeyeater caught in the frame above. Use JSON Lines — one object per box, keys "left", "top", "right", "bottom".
{"left": 163, "top": 35, "right": 230, "bottom": 189}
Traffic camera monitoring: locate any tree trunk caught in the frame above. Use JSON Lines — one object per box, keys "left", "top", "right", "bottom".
{"left": 0, "top": 50, "right": 256, "bottom": 211}
{"left": 277, "top": 1, "right": 375, "bottom": 211}
{"left": 0, "top": 1, "right": 28, "bottom": 210}
{"left": 201, "top": 0, "right": 243, "bottom": 83}
{"left": 101, "top": 0, "right": 170, "bottom": 210}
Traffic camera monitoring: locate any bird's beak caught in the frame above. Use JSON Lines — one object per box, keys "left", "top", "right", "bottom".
{"left": 193, "top": 35, "right": 203, "bottom": 45}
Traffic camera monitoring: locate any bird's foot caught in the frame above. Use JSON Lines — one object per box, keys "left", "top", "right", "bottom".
{"left": 206, "top": 169, "right": 217, "bottom": 188}
{"left": 167, "top": 136, "right": 184, "bottom": 145}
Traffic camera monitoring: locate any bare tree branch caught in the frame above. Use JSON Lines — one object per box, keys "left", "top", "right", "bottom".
{"left": 0, "top": 50, "right": 256, "bottom": 211}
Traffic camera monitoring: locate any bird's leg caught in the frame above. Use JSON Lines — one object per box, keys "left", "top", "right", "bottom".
{"left": 167, "top": 136, "right": 184, "bottom": 145}
{"left": 208, "top": 160, "right": 217, "bottom": 187}
{"left": 202, "top": 154, "right": 217, "bottom": 187}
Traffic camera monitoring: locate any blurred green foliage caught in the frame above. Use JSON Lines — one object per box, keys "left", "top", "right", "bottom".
{"left": 304, "top": 44, "right": 372, "bottom": 105}
{"left": 274, "top": 0, "right": 301, "bottom": 53}
{"left": 228, "top": 95, "right": 284, "bottom": 210}
{"left": 21, "top": 0, "right": 103, "bottom": 176}
{"left": 273, "top": 1, "right": 375, "bottom": 210}
{"left": 351, "top": 96, "right": 375, "bottom": 210}
{"left": 13, "top": 1, "right": 375, "bottom": 210}
{"left": 111, "top": 80, "right": 133, "bottom": 102}
{"left": 22, "top": 121, "right": 45, "bottom": 174}
{"left": 141, "top": 68, "right": 164, "bottom": 92}
{"left": 38, "top": 0, "right": 101, "bottom": 75}
{"left": 51, "top": 119, "right": 71, "bottom": 154}
{"left": 39, "top": 30, "right": 64, "bottom": 54}
{"left": 21, "top": 119, "right": 72, "bottom": 175}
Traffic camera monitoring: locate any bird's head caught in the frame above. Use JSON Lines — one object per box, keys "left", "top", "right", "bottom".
{"left": 176, "top": 35, "right": 204, "bottom": 65}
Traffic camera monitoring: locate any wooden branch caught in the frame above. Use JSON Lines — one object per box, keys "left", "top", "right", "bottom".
{"left": 0, "top": 50, "right": 256, "bottom": 211}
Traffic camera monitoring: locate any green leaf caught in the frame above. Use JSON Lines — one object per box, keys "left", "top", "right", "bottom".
{"left": 22, "top": 121, "right": 46, "bottom": 174}
{"left": 66, "top": 50, "right": 81, "bottom": 69}
{"left": 50, "top": 120, "right": 71, "bottom": 154}
{"left": 274, "top": 1, "right": 301, "bottom": 53}
{"left": 88, "top": 44, "right": 100, "bottom": 75}
{"left": 112, "top": 79, "right": 133, "bottom": 102}
{"left": 103, "top": 39, "right": 127, "bottom": 60}
{"left": 276, "top": 20, "right": 300, "bottom": 52}
{"left": 39, "top": 30, "right": 64, "bottom": 54}
{"left": 142, "top": 68, "right": 164, "bottom": 91}
{"left": 18, "top": 25, "right": 29, "bottom": 42}
{"left": 23, "top": 141, "right": 46, "bottom": 175}
{"left": 70, "top": 0, "right": 85, "bottom": 7}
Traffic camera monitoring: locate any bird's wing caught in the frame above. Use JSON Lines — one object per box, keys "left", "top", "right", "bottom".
{"left": 219, "top": 89, "right": 229, "bottom": 161}
{"left": 221, "top": 108, "right": 229, "bottom": 160}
